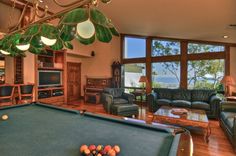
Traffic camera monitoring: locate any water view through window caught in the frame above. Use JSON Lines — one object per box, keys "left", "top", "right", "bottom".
{"left": 152, "top": 62, "right": 180, "bottom": 88}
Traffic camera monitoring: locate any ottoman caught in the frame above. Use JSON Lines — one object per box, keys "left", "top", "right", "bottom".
{"left": 111, "top": 104, "right": 139, "bottom": 117}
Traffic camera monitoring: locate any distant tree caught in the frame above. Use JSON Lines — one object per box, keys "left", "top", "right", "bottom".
{"left": 152, "top": 41, "right": 224, "bottom": 89}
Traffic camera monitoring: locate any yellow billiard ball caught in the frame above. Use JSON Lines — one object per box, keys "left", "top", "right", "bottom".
{"left": 2, "top": 115, "right": 8, "bottom": 121}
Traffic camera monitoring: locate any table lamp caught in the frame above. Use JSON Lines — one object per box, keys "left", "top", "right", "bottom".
{"left": 139, "top": 76, "right": 148, "bottom": 92}
{"left": 221, "top": 75, "right": 234, "bottom": 97}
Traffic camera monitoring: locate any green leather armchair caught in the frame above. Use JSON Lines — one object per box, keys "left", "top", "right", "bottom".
{"left": 102, "top": 88, "right": 138, "bottom": 116}
{"left": 219, "top": 101, "right": 236, "bottom": 151}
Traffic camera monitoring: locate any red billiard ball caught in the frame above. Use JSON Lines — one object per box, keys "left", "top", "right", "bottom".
{"left": 104, "top": 145, "right": 112, "bottom": 153}
{"left": 80, "top": 145, "right": 88, "bottom": 153}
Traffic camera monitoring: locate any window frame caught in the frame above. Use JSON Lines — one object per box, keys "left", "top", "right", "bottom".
{"left": 121, "top": 34, "right": 230, "bottom": 92}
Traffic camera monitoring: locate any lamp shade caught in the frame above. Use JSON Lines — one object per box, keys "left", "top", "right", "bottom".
{"left": 139, "top": 76, "right": 148, "bottom": 83}
{"left": 76, "top": 19, "right": 95, "bottom": 39}
{"left": 0, "top": 50, "right": 10, "bottom": 55}
{"left": 221, "top": 75, "right": 234, "bottom": 86}
{"left": 40, "top": 36, "right": 57, "bottom": 46}
{"left": 16, "top": 43, "right": 30, "bottom": 51}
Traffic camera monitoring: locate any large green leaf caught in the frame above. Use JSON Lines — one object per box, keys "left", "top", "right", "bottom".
{"left": 25, "top": 25, "right": 40, "bottom": 36}
{"left": 64, "top": 41, "right": 73, "bottom": 50}
{"left": 60, "top": 25, "right": 76, "bottom": 41}
{"left": 109, "top": 27, "right": 119, "bottom": 36}
{"left": 76, "top": 35, "right": 95, "bottom": 45}
{"left": 94, "top": 24, "right": 112, "bottom": 43}
{"left": 61, "top": 8, "right": 88, "bottom": 25}
{"left": 90, "top": 8, "right": 109, "bottom": 26}
{"left": 29, "top": 46, "right": 44, "bottom": 54}
{"left": 31, "top": 35, "right": 44, "bottom": 48}
{"left": 41, "top": 24, "right": 58, "bottom": 39}
{"left": 50, "top": 39, "right": 63, "bottom": 51}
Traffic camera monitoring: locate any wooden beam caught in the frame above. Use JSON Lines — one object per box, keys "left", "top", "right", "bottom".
{"left": 187, "top": 52, "right": 225, "bottom": 60}
{"left": 151, "top": 55, "right": 181, "bottom": 62}
{"left": 180, "top": 41, "right": 188, "bottom": 89}
{"left": 122, "top": 58, "right": 146, "bottom": 64}
{"left": 225, "top": 46, "right": 230, "bottom": 75}
{"left": 146, "top": 37, "right": 152, "bottom": 94}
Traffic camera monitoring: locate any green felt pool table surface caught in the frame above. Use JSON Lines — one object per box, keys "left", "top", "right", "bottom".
{"left": 0, "top": 103, "right": 191, "bottom": 156}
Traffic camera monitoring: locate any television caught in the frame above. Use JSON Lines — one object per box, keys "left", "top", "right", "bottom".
{"left": 38, "top": 70, "right": 62, "bottom": 87}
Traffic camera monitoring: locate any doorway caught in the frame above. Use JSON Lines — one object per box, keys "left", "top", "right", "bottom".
{"left": 67, "top": 62, "right": 81, "bottom": 102}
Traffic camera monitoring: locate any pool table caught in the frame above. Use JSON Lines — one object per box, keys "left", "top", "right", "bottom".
{"left": 0, "top": 103, "right": 193, "bottom": 156}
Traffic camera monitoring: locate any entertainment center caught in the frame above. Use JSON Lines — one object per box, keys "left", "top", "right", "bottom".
{"left": 35, "top": 50, "right": 66, "bottom": 105}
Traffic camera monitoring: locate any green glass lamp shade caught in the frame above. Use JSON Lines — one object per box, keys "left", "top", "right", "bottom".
{"left": 16, "top": 43, "right": 30, "bottom": 51}
{"left": 40, "top": 36, "right": 57, "bottom": 46}
{"left": 0, "top": 49, "right": 10, "bottom": 55}
{"left": 76, "top": 19, "right": 95, "bottom": 39}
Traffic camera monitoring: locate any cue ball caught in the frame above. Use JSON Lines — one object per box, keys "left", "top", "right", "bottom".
{"left": 2, "top": 115, "right": 8, "bottom": 120}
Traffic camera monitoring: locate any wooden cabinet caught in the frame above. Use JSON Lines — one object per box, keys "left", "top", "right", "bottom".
{"left": 35, "top": 49, "right": 66, "bottom": 105}
{"left": 14, "top": 57, "right": 24, "bottom": 84}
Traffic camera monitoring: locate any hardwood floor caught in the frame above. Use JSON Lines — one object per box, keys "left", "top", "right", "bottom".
{"left": 63, "top": 100, "right": 235, "bottom": 156}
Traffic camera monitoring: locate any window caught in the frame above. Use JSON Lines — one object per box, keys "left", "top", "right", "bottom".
{"left": 188, "top": 43, "right": 225, "bottom": 54}
{"left": 152, "top": 40, "right": 180, "bottom": 57}
{"left": 124, "top": 37, "right": 146, "bottom": 58}
{"left": 152, "top": 62, "right": 180, "bottom": 88}
{"left": 188, "top": 59, "right": 224, "bottom": 89}
{"left": 124, "top": 63, "right": 146, "bottom": 87}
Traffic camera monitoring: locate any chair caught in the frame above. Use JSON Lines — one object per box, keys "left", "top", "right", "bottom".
{"left": 102, "top": 88, "right": 139, "bottom": 117}
{"left": 0, "top": 84, "right": 15, "bottom": 106}
{"left": 17, "top": 84, "right": 34, "bottom": 104}
{"left": 219, "top": 101, "right": 236, "bottom": 151}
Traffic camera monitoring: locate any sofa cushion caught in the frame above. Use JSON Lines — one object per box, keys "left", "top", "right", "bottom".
{"left": 220, "top": 112, "right": 236, "bottom": 132}
{"left": 191, "top": 90, "right": 216, "bottom": 102}
{"left": 172, "top": 89, "right": 191, "bottom": 101}
{"left": 154, "top": 88, "right": 172, "bottom": 99}
{"left": 113, "top": 98, "right": 128, "bottom": 105}
{"left": 172, "top": 100, "right": 191, "bottom": 108}
{"left": 192, "top": 101, "right": 210, "bottom": 110}
{"left": 156, "top": 99, "right": 171, "bottom": 106}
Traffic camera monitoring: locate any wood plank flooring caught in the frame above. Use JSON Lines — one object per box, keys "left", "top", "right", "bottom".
{"left": 64, "top": 100, "right": 235, "bottom": 156}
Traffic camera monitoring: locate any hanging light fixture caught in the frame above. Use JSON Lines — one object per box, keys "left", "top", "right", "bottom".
{"left": 40, "top": 36, "right": 57, "bottom": 46}
{"left": 16, "top": 43, "right": 30, "bottom": 51}
{"left": 0, "top": 0, "right": 119, "bottom": 56}
{"left": 76, "top": 19, "right": 95, "bottom": 39}
{"left": 0, "top": 50, "right": 10, "bottom": 55}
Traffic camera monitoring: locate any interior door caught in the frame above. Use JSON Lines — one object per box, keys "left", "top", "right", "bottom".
{"left": 67, "top": 62, "right": 81, "bottom": 102}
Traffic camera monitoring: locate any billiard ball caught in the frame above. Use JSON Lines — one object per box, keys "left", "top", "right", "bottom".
{"left": 1, "top": 115, "right": 8, "bottom": 121}
{"left": 113, "top": 145, "right": 120, "bottom": 153}
{"left": 80, "top": 145, "right": 88, "bottom": 153}
{"left": 88, "top": 144, "right": 96, "bottom": 151}
{"left": 104, "top": 145, "right": 112, "bottom": 152}
{"left": 84, "top": 149, "right": 90, "bottom": 155}
{"left": 108, "top": 149, "right": 116, "bottom": 156}
{"left": 96, "top": 145, "right": 103, "bottom": 151}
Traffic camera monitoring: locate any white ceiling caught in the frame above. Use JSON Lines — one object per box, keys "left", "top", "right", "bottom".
{"left": 3, "top": 0, "right": 236, "bottom": 43}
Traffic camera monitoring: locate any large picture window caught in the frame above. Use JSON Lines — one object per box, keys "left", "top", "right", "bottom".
{"left": 188, "top": 59, "right": 224, "bottom": 89}
{"left": 124, "top": 63, "right": 146, "bottom": 87}
{"left": 122, "top": 35, "right": 228, "bottom": 91}
{"left": 152, "top": 40, "right": 180, "bottom": 57}
{"left": 152, "top": 62, "right": 180, "bottom": 88}
{"left": 124, "top": 37, "right": 146, "bottom": 59}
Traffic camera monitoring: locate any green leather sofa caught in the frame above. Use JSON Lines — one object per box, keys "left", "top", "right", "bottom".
{"left": 147, "top": 88, "right": 221, "bottom": 119}
{"left": 102, "top": 88, "right": 139, "bottom": 117}
{"left": 219, "top": 101, "right": 236, "bottom": 151}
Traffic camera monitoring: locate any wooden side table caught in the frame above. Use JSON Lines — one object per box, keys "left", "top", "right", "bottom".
{"left": 131, "top": 90, "right": 146, "bottom": 111}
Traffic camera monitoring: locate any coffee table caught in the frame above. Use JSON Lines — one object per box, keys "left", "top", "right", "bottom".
{"left": 152, "top": 106, "right": 211, "bottom": 143}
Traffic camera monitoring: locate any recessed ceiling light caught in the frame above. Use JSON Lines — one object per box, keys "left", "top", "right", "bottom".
{"left": 223, "top": 35, "right": 229, "bottom": 39}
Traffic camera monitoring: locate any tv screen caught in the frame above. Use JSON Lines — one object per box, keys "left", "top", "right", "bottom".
{"left": 38, "top": 71, "right": 62, "bottom": 87}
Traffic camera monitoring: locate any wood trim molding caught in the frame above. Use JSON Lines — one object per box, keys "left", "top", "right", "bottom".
{"left": 146, "top": 37, "right": 152, "bottom": 93}
{"left": 180, "top": 41, "right": 188, "bottom": 89}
